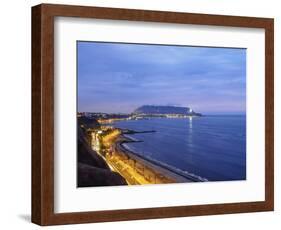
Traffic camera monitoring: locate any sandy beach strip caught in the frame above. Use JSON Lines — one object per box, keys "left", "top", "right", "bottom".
{"left": 113, "top": 132, "right": 206, "bottom": 183}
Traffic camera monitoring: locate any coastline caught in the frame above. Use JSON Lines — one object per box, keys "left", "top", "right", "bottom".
{"left": 120, "top": 132, "right": 207, "bottom": 182}
{"left": 81, "top": 114, "right": 246, "bottom": 185}
{"left": 106, "top": 127, "right": 207, "bottom": 184}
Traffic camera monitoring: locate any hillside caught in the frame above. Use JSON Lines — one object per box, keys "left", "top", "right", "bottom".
{"left": 77, "top": 117, "right": 127, "bottom": 187}
{"left": 133, "top": 105, "right": 201, "bottom": 116}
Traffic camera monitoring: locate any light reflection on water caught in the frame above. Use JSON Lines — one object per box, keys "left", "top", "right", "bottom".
{"left": 113, "top": 116, "right": 246, "bottom": 181}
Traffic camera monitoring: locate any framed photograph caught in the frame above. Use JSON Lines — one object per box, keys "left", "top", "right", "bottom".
{"left": 32, "top": 3, "right": 274, "bottom": 225}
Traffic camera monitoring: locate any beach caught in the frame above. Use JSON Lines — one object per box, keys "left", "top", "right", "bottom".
{"left": 113, "top": 116, "right": 246, "bottom": 182}
{"left": 87, "top": 115, "right": 246, "bottom": 185}
{"left": 92, "top": 125, "right": 204, "bottom": 185}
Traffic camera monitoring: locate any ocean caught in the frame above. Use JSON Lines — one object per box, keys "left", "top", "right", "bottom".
{"left": 113, "top": 115, "right": 246, "bottom": 182}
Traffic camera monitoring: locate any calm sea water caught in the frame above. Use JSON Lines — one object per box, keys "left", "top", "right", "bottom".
{"left": 114, "top": 115, "right": 246, "bottom": 182}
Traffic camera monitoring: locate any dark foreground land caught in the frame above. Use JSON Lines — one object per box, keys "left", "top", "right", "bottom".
{"left": 77, "top": 117, "right": 127, "bottom": 187}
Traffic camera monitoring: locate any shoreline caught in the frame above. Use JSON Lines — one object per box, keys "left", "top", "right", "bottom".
{"left": 83, "top": 114, "right": 245, "bottom": 185}
{"left": 111, "top": 128, "right": 207, "bottom": 183}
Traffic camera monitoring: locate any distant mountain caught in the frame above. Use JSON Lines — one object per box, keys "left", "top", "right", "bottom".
{"left": 133, "top": 105, "right": 201, "bottom": 116}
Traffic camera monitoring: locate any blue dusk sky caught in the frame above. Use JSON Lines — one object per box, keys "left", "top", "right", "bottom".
{"left": 77, "top": 41, "right": 246, "bottom": 115}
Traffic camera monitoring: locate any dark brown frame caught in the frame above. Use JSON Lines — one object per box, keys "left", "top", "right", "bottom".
{"left": 32, "top": 3, "right": 274, "bottom": 226}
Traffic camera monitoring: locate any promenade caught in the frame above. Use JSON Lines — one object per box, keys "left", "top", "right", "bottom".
{"left": 93, "top": 128, "right": 195, "bottom": 185}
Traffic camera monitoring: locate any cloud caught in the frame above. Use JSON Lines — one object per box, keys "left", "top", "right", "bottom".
{"left": 77, "top": 41, "right": 246, "bottom": 114}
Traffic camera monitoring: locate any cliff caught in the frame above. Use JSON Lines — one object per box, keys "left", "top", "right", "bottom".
{"left": 77, "top": 117, "right": 127, "bottom": 187}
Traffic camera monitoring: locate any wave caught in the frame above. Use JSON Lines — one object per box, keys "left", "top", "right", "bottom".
{"left": 122, "top": 143, "right": 138, "bottom": 152}
{"left": 123, "top": 134, "right": 140, "bottom": 142}
{"left": 121, "top": 143, "right": 208, "bottom": 182}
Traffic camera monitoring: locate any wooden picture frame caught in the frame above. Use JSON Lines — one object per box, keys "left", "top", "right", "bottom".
{"left": 32, "top": 3, "right": 274, "bottom": 225}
